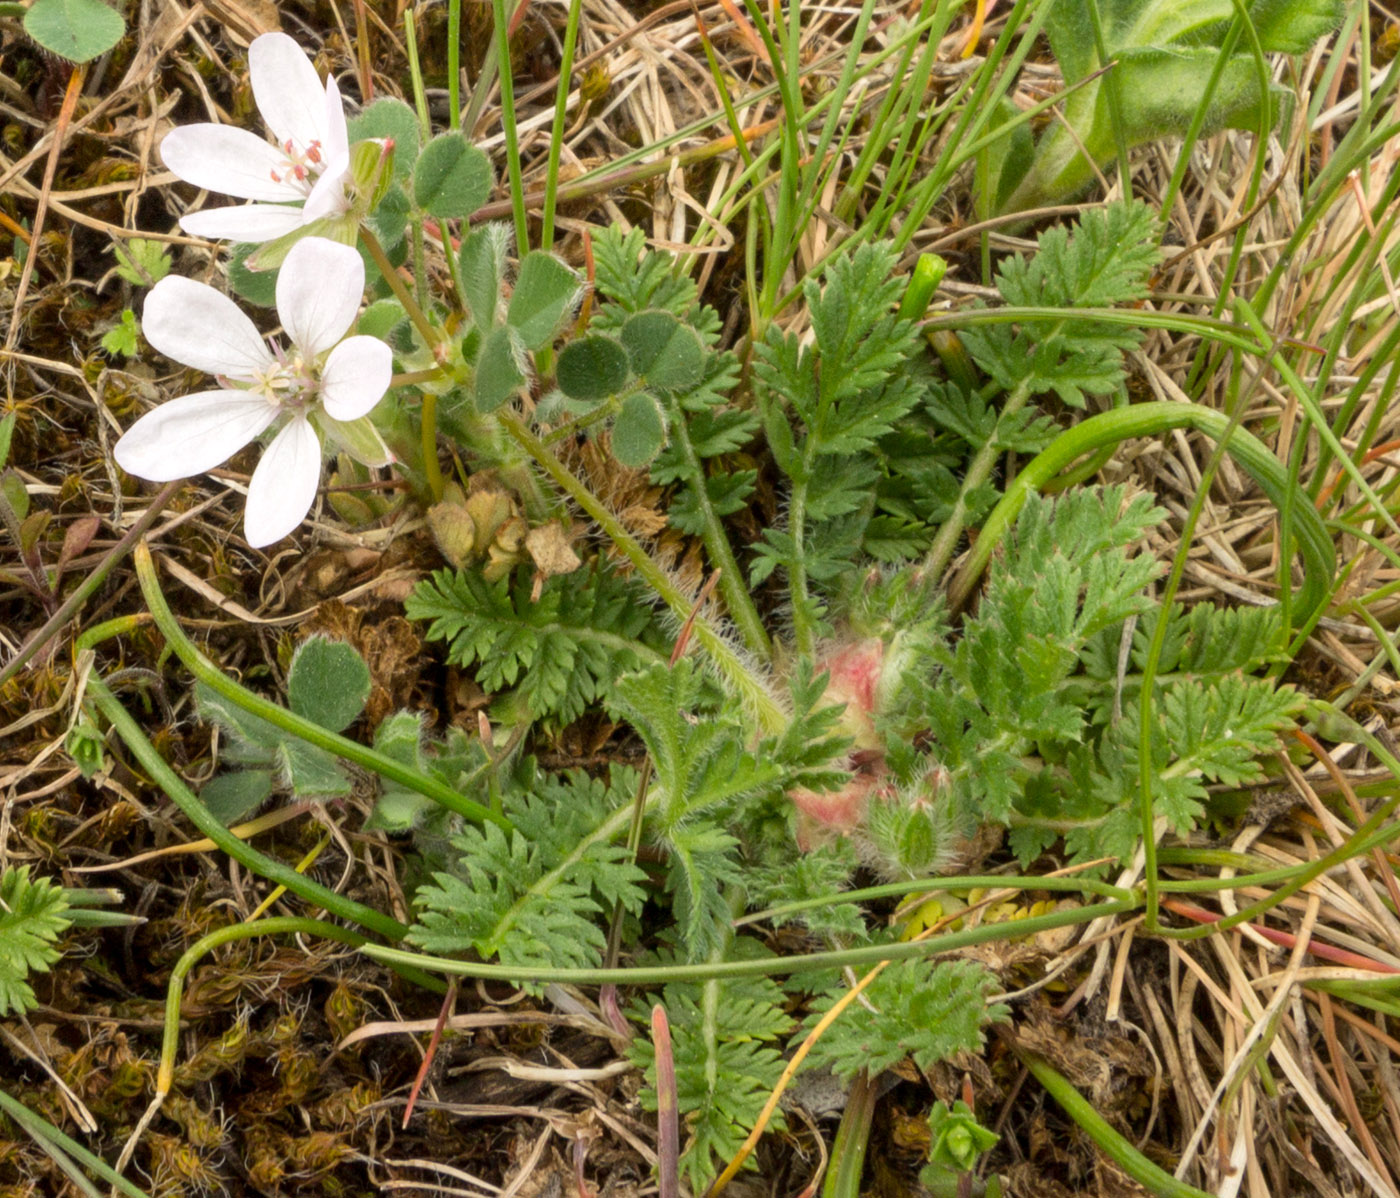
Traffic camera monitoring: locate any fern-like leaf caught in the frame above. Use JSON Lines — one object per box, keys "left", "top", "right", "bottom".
{"left": 0, "top": 867, "right": 71, "bottom": 1017}
{"left": 803, "top": 958, "right": 1007, "bottom": 1083}
{"left": 630, "top": 942, "right": 793, "bottom": 1192}
{"left": 959, "top": 201, "right": 1161, "bottom": 406}
{"left": 409, "top": 769, "right": 645, "bottom": 984}
{"left": 406, "top": 562, "right": 663, "bottom": 725}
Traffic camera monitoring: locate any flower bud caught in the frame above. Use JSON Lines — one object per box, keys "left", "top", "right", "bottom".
{"left": 817, "top": 638, "right": 885, "bottom": 751}
{"left": 347, "top": 137, "right": 395, "bottom": 213}
{"left": 791, "top": 770, "right": 886, "bottom": 851}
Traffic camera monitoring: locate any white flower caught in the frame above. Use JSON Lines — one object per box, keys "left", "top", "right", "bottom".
{"left": 161, "top": 32, "right": 352, "bottom": 243}
{"left": 116, "top": 238, "right": 392, "bottom": 547}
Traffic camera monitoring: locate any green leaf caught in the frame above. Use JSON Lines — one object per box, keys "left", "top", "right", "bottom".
{"left": 23, "top": 0, "right": 124, "bottom": 62}
{"left": 629, "top": 947, "right": 793, "bottom": 1191}
{"left": 1, "top": 472, "right": 29, "bottom": 523}
{"left": 100, "top": 309, "right": 139, "bottom": 358}
{"left": 412, "top": 133, "right": 493, "bottom": 218}
{"left": 960, "top": 201, "right": 1161, "bottom": 406}
{"left": 112, "top": 238, "right": 172, "bottom": 286}
{"left": 364, "top": 787, "right": 436, "bottom": 834}
{"left": 507, "top": 251, "right": 581, "bottom": 351}
{"left": 200, "top": 770, "right": 275, "bottom": 825}
{"left": 410, "top": 769, "right": 647, "bottom": 986}
{"left": 407, "top": 563, "right": 660, "bottom": 725}
{"left": 0, "top": 413, "right": 13, "bottom": 471}
{"left": 0, "top": 866, "right": 71, "bottom": 1017}
{"left": 459, "top": 224, "right": 510, "bottom": 328}
{"left": 65, "top": 718, "right": 106, "bottom": 779}
{"left": 803, "top": 958, "right": 1007, "bottom": 1083}
{"left": 611, "top": 392, "right": 666, "bottom": 467}
{"left": 357, "top": 298, "right": 408, "bottom": 341}
{"left": 367, "top": 182, "right": 411, "bottom": 253}
{"left": 286, "top": 636, "right": 371, "bottom": 733}
{"left": 556, "top": 334, "right": 630, "bottom": 402}
{"left": 227, "top": 243, "right": 279, "bottom": 308}
{"left": 194, "top": 682, "right": 353, "bottom": 801}
{"left": 620, "top": 310, "right": 705, "bottom": 392}
{"left": 347, "top": 99, "right": 421, "bottom": 181}
{"left": 474, "top": 325, "right": 527, "bottom": 412}
{"left": 277, "top": 738, "right": 354, "bottom": 798}
{"left": 994, "top": 0, "right": 1342, "bottom": 211}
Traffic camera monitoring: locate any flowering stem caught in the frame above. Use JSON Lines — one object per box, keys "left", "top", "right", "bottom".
{"left": 132, "top": 542, "right": 509, "bottom": 830}
{"left": 668, "top": 407, "right": 771, "bottom": 660}
{"left": 420, "top": 391, "right": 445, "bottom": 503}
{"left": 365, "top": 897, "right": 1136, "bottom": 983}
{"left": 359, "top": 226, "right": 441, "bottom": 351}
{"left": 87, "top": 673, "right": 408, "bottom": 941}
{"left": 497, "top": 413, "right": 786, "bottom": 733}
{"left": 946, "top": 401, "right": 1335, "bottom": 622}
{"left": 156, "top": 916, "right": 443, "bottom": 1098}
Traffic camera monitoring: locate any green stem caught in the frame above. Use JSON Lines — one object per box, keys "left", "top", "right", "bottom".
{"left": 420, "top": 391, "right": 445, "bottom": 503}
{"left": 923, "top": 377, "right": 1032, "bottom": 584}
{"left": 1141, "top": 314, "right": 1271, "bottom": 932}
{"left": 0, "top": 480, "right": 181, "bottom": 690}
{"left": 1004, "top": 1031, "right": 1214, "bottom": 1198}
{"left": 0, "top": 1089, "right": 151, "bottom": 1198}
{"left": 1155, "top": 702, "right": 1400, "bottom": 942}
{"left": 540, "top": 0, "right": 583, "bottom": 250}
{"left": 157, "top": 917, "right": 372, "bottom": 1095}
{"left": 738, "top": 873, "right": 1135, "bottom": 928}
{"left": 822, "top": 1069, "right": 877, "bottom": 1198}
{"left": 490, "top": 0, "right": 530, "bottom": 260}
{"left": 668, "top": 405, "right": 770, "bottom": 660}
{"left": 946, "top": 402, "right": 1335, "bottom": 625}
{"left": 360, "top": 226, "right": 441, "bottom": 351}
{"left": 496, "top": 414, "right": 785, "bottom": 732}
{"left": 132, "top": 543, "right": 507, "bottom": 830}
{"left": 448, "top": 0, "right": 461, "bottom": 131}
{"left": 364, "top": 898, "right": 1135, "bottom": 983}
{"left": 788, "top": 441, "right": 818, "bottom": 657}
{"left": 403, "top": 7, "right": 432, "bottom": 137}
{"left": 85, "top": 675, "right": 406, "bottom": 941}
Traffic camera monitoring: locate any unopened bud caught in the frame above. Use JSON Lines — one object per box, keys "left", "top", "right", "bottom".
{"left": 348, "top": 137, "right": 395, "bottom": 213}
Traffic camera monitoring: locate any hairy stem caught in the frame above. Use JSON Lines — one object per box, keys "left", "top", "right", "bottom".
{"left": 668, "top": 408, "right": 771, "bottom": 660}
{"left": 497, "top": 414, "right": 785, "bottom": 732}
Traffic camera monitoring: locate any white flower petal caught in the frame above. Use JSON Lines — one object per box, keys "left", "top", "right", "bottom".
{"left": 277, "top": 238, "right": 365, "bottom": 356}
{"left": 320, "top": 336, "right": 392, "bottom": 421}
{"left": 143, "top": 277, "right": 272, "bottom": 379}
{"left": 114, "top": 390, "right": 278, "bottom": 482}
{"left": 161, "top": 125, "right": 306, "bottom": 202}
{"left": 301, "top": 156, "right": 352, "bottom": 222}
{"left": 249, "top": 32, "right": 331, "bottom": 157}
{"left": 324, "top": 75, "right": 349, "bottom": 162}
{"left": 243, "top": 415, "right": 322, "bottom": 547}
{"left": 179, "top": 203, "right": 308, "bottom": 242}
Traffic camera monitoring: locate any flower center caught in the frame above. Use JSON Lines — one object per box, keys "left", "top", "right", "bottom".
{"left": 267, "top": 138, "right": 325, "bottom": 192}
{"left": 242, "top": 347, "right": 318, "bottom": 409}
